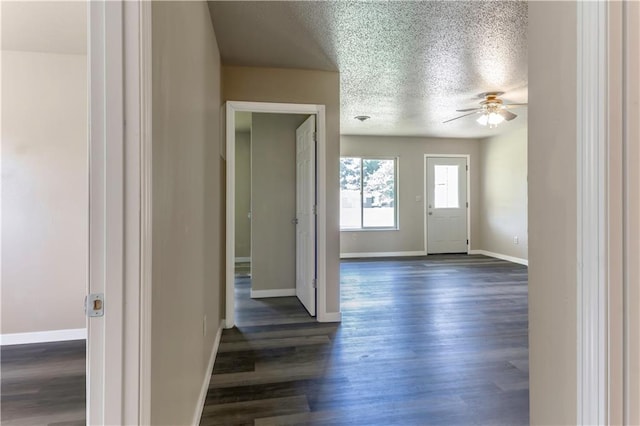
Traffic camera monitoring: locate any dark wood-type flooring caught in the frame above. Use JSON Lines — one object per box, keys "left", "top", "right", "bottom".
{"left": 0, "top": 339, "right": 86, "bottom": 426}
{"left": 201, "top": 255, "right": 529, "bottom": 425}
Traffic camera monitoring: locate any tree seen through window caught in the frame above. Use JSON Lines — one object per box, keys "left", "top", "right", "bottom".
{"left": 340, "top": 157, "right": 397, "bottom": 229}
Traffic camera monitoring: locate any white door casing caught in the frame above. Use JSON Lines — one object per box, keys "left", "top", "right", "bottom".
{"left": 89, "top": 1, "right": 149, "bottom": 423}
{"left": 426, "top": 157, "right": 468, "bottom": 254}
{"left": 295, "top": 116, "right": 316, "bottom": 316}
{"left": 225, "top": 101, "right": 329, "bottom": 327}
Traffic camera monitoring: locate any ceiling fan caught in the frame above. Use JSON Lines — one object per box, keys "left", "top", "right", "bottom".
{"left": 443, "top": 92, "right": 527, "bottom": 128}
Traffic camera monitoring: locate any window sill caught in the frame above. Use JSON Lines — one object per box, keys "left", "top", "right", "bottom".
{"left": 340, "top": 228, "right": 400, "bottom": 232}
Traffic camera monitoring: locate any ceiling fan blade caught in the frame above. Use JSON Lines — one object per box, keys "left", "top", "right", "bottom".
{"left": 443, "top": 111, "right": 479, "bottom": 124}
{"left": 499, "top": 109, "right": 518, "bottom": 121}
{"left": 456, "top": 108, "right": 482, "bottom": 112}
{"left": 503, "top": 103, "right": 528, "bottom": 108}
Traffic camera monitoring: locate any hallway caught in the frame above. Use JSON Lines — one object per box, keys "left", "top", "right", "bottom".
{"left": 200, "top": 255, "right": 529, "bottom": 425}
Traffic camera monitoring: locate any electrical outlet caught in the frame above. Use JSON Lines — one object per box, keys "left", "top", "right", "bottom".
{"left": 513, "top": 236, "right": 519, "bottom": 245}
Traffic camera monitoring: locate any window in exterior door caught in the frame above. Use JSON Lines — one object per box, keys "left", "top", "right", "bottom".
{"left": 433, "top": 165, "right": 459, "bottom": 208}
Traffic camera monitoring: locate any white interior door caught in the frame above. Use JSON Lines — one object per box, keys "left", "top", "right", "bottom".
{"left": 295, "top": 116, "right": 316, "bottom": 316}
{"left": 426, "top": 157, "right": 468, "bottom": 254}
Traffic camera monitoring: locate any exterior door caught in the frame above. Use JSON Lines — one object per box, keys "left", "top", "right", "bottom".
{"left": 426, "top": 157, "right": 468, "bottom": 254}
{"left": 295, "top": 116, "right": 316, "bottom": 316}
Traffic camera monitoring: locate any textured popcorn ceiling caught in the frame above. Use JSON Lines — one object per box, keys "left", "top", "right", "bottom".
{"left": 209, "top": 1, "right": 528, "bottom": 138}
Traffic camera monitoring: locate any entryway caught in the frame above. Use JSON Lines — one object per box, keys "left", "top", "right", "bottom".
{"left": 231, "top": 111, "right": 315, "bottom": 325}
{"left": 425, "top": 156, "right": 470, "bottom": 254}
{"left": 226, "top": 102, "right": 328, "bottom": 328}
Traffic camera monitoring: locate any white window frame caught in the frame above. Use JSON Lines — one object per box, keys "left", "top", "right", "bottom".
{"left": 339, "top": 156, "right": 399, "bottom": 231}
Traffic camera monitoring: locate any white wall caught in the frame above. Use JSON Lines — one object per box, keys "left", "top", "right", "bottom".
{"left": 478, "top": 127, "right": 528, "bottom": 261}
{"left": 340, "top": 135, "right": 481, "bottom": 256}
{"left": 150, "top": 2, "right": 223, "bottom": 424}
{"left": 1, "top": 50, "right": 87, "bottom": 336}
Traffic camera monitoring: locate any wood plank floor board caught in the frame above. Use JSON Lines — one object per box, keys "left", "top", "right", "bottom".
{"left": 200, "top": 395, "right": 311, "bottom": 426}
{"left": 0, "top": 340, "right": 86, "bottom": 425}
{"left": 202, "top": 255, "right": 529, "bottom": 425}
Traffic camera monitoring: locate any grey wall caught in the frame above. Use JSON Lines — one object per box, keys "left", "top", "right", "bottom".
{"left": 223, "top": 65, "right": 341, "bottom": 314}
{"left": 340, "top": 135, "right": 481, "bottom": 255}
{"left": 150, "top": 2, "right": 223, "bottom": 424}
{"left": 234, "top": 131, "right": 251, "bottom": 259}
{"left": 1, "top": 50, "right": 87, "bottom": 335}
{"left": 528, "top": 1, "right": 577, "bottom": 424}
{"left": 251, "top": 113, "right": 309, "bottom": 292}
{"left": 479, "top": 127, "right": 528, "bottom": 260}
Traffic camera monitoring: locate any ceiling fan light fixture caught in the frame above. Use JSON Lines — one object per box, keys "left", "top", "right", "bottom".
{"left": 476, "top": 103, "right": 505, "bottom": 128}
{"left": 476, "top": 112, "right": 504, "bottom": 128}
{"left": 487, "top": 111, "right": 505, "bottom": 127}
{"left": 476, "top": 114, "right": 489, "bottom": 126}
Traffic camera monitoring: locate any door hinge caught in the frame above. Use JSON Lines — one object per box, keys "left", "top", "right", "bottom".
{"left": 466, "top": 165, "right": 468, "bottom": 171}
{"left": 313, "top": 205, "right": 318, "bottom": 215}
{"left": 313, "top": 132, "right": 317, "bottom": 142}
{"left": 85, "top": 293, "right": 104, "bottom": 317}
{"left": 312, "top": 278, "right": 317, "bottom": 288}
{"left": 466, "top": 202, "right": 469, "bottom": 208}
{"left": 467, "top": 239, "right": 469, "bottom": 245}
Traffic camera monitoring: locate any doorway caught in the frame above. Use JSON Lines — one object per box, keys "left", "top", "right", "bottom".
{"left": 425, "top": 155, "right": 470, "bottom": 254}
{"left": 233, "top": 112, "right": 315, "bottom": 322}
{"left": 225, "top": 102, "right": 328, "bottom": 328}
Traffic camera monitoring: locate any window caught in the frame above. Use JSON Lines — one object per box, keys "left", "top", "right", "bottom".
{"left": 433, "top": 165, "right": 459, "bottom": 208}
{"left": 340, "top": 157, "right": 397, "bottom": 229}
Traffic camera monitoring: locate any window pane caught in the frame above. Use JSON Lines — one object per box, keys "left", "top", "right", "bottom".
{"left": 434, "top": 165, "right": 459, "bottom": 208}
{"left": 340, "top": 157, "right": 361, "bottom": 229}
{"left": 362, "top": 159, "right": 395, "bottom": 227}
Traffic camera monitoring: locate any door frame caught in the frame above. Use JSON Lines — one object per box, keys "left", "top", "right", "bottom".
{"left": 224, "top": 101, "right": 327, "bottom": 328}
{"left": 423, "top": 154, "right": 471, "bottom": 255}
{"left": 88, "top": 1, "right": 151, "bottom": 423}
{"left": 576, "top": 1, "right": 640, "bottom": 423}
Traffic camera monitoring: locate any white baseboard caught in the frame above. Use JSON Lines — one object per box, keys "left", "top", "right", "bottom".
{"left": 250, "top": 288, "right": 296, "bottom": 298}
{"left": 0, "top": 328, "right": 87, "bottom": 346}
{"left": 192, "top": 319, "right": 224, "bottom": 426}
{"left": 235, "top": 257, "right": 251, "bottom": 263}
{"left": 318, "top": 311, "right": 342, "bottom": 323}
{"left": 340, "top": 250, "right": 426, "bottom": 259}
{"left": 468, "top": 249, "right": 528, "bottom": 266}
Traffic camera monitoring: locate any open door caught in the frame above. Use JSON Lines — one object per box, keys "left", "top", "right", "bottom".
{"left": 295, "top": 116, "right": 316, "bottom": 316}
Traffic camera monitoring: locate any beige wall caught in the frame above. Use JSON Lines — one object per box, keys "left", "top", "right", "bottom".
{"left": 251, "top": 113, "right": 308, "bottom": 292}
{"left": 528, "top": 2, "right": 577, "bottom": 424}
{"left": 624, "top": 2, "right": 640, "bottom": 420}
{"left": 479, "top": 127, "right": 528, "bottom": 260}
{"left": 340, "top": 135, "right": 481, "bottom": 255}
{"left": 1, "top": 50, "right": 87, "bottom": 334}
{"left": 150, "top": 2, "right": 223, "bottom": 424}
{"left": 223, "top": 65, "right": 341, "bottom": 313}
{"left": 234, "top": 131, "right": 251, "bottom": 259}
